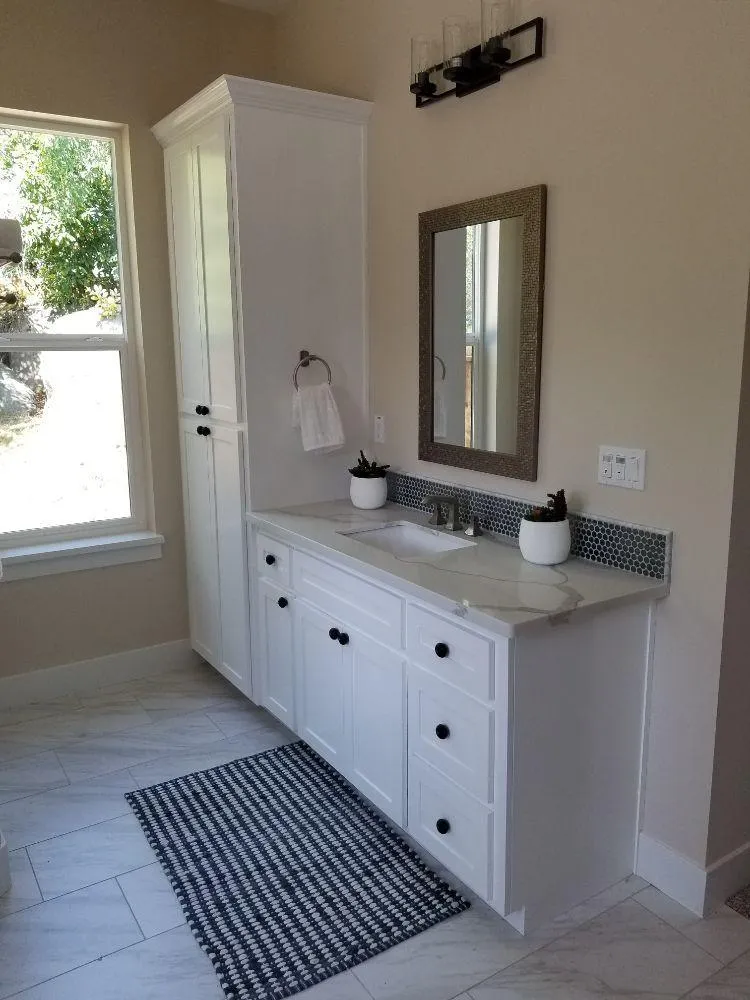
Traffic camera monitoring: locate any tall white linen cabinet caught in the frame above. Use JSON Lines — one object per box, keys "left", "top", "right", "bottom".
{"left": 154, "top": 77, "right": 372, "bottom": 695}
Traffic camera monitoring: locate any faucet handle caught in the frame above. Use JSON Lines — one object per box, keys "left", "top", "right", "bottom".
{"left": 465, "top": 516, "right": 483, "bottom": 537}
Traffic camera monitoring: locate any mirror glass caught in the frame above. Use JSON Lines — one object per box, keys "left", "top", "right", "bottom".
{"left": 433, "top": 217, "right": 524, "bottom": 454}
{"left": 419, "top": 185, "right": 546, "bottom": 482}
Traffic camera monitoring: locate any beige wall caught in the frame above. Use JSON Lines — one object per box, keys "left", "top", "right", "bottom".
{"left": 0, "top": 0, "right": 275, "bottom": 677}
{"left": 708, "top": 280, "right": 750, "bottom": 865}
{"left": 274, "top": 0, "right": 750, "bottom": 865}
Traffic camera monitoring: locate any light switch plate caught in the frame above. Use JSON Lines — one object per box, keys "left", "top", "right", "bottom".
{"left": 598, "top": 446, "right": 646, "bottom": 490}
{"left": 374, "top": 415, "right": 385, "bottom": 444}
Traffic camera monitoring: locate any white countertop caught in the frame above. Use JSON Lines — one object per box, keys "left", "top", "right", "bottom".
{"left": 249, "top": 501, "right": 669, "bottom": 638}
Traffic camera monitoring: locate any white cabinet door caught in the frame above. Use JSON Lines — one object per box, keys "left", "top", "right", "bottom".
{"left": 350, "top": 636, "right": 405, "bottom": 824}
{"left": 166, "top": 115, "right": 239, "bottom": 423}
{"left": 295, "top": 601, "right": 349, "bottom": 771}
{"left": 211, "top": 423, "right": 251, "bottom": 694}
{"left": 180, "top": 419, "right": 250, "bottom": 694}
{"left": 167, "top": 142, "right": 206, "bottom": 418}
{"left": 257, "top": 580, "right": 295, "bottom": 728}
{"left": 193, "top": 116, "right": 240, "bottom": 424}
{"left": 180, "top": 418, "right": 219, "bottom": 665}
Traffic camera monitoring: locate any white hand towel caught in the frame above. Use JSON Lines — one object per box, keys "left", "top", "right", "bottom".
{"left": 433, "top": 382, "right": 448, "bottom": 440}
{"left": 0, "top": 219, "right": 22, "bottom": 262}
{"left": 292, "top": 383, "right": 345, "bottom": 453}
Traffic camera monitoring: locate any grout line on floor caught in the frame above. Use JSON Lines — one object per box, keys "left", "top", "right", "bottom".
{"left": 630, "top": 896, "right": 730, "bottom": 967}
{"left": 115, "top": 875, "right": 147, "bottom": 941}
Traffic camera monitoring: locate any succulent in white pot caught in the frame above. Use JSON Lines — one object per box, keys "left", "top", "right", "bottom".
{"left": 518, "top": 489, "right": 571, "bottom": 565}
{"left": 349, "top": 451, "right": 390, "bottom": 510}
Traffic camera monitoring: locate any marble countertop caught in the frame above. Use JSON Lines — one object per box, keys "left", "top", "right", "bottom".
{"left": 249, "top": 501, "right": 669, "bottom": 638}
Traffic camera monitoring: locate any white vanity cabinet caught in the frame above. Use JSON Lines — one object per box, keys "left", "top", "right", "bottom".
{"left": 249, "top": 517, "right": 656, "bottom": 933}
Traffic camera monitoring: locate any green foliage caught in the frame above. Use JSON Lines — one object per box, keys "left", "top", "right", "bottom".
{"left": 349, "top": 450, "right": 391, "bottom": 479}
{"left": 525, "top": 488, "right": 568, "bottom": 523}
{"left": 0, "top": 129, "right": 120, "bottom": 315}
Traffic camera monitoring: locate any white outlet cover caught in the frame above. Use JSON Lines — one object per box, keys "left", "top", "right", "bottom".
{"left": 598, "top": 446, "right": 646, "bottom": 490}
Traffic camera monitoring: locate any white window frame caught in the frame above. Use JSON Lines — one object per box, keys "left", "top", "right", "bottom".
{"left": 0, "top": 110, "right": 161, "bottom": 578}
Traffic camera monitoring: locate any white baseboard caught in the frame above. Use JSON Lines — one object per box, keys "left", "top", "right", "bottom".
{"left": 0, "top": 640, "right": 203, "bottom": 710}
{"left": 705, "top": 839, "right": 750, "bottom": 911}
{"left": 636, "top": 833, "right": 708, "bottom": 916}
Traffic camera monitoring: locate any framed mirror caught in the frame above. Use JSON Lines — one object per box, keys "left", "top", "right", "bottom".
{"left": 418, "top": 185, "right": 546, "bottom": 481}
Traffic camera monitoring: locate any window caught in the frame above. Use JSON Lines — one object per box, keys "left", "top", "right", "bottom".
{"left": 0, "top": 114, "right": 158, "bottom": 576}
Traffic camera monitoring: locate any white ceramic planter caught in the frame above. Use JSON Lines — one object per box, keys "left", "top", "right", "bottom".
{"left": 0, "top": 829, "right": 10, "bottom": 897}
{"left": 350, "top": 475, "right": 388, "bottom": 510}
{"left": 518, "top": 517, "right": 571, "bottom": 566}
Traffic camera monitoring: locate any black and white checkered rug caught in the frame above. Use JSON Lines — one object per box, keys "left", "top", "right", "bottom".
{"left": 126, "top": 741, "right": 469, "bottom": 1000}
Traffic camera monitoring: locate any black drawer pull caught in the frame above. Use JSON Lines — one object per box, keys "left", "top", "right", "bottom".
{"left": 435, "top": 818, "right": 451, "bottom": 835}
{"left": 434, "top": 642, "right": 449, "bottom": 659}
{"left": 265, "top": 554, "right": 276, "bottom": 566}
{"left": 435, "top": 723, "right": 450, "bottom": 740}
{"left": 329, "top": 627, "right": 340, "bottom": 641}
{"left": 277, "top": 597, "right": 288, "bottom": 609}
{"left": 195, "top": 405, "right": 210, "bottom": 415}
{"left": 338, "top": 633, "right": 350, "bottom": 646}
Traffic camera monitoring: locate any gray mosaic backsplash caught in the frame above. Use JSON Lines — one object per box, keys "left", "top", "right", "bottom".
{"left": 387, "top": 472, "right": 671, "bottom": 581}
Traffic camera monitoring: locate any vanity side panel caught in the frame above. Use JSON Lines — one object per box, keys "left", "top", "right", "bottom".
{"left": 508, "top": 602, "right": 649, "bottom": 926}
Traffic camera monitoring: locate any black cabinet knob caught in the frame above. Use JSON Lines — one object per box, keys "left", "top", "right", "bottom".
{"left": 277, "top": 597, "right": 288, "bottom": 609}
{"left": 435, "top": 723, "right": 450, "bottom": 741}
{"left": 195, "top": 405, "right": 202, "bottom": 415}
{"left": 197, "top": 425, "right": 212, "bottom": 436}
{"left": 329, "top": 627, "right": 340, "bottom": 641}
{"left": 197, "top": 425, "right": 204, "bottom": 435}
{"left": 195, "top": 405, "right": 210, "bottom": 416}
{"left": 435, "top": 642, "right": 450, "bottom": 659}
{"left": 436, "top": 818, "right": 451, "bottom": 835}
{"left": 338, "top": 633, "right": 350, "bottom": 646}
{"left": 265, "top": 554, "right": 276, "bottom": 566}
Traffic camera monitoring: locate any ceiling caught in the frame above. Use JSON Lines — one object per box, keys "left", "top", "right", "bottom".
{"left": 216, "top": 0, "right": 290, "bottom": 13}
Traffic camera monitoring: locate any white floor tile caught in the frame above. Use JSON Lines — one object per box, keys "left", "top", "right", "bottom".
{"left": 352, "top": 908, "right": 546, "bottom": 1000}
{"left": 0, "top": 698, "right": 153, "bottom": 751}
{"left": 0, "top": 880, "right": 142, "bottom": 998}
{"left": 117, "top": 863, "right": 185, "bottom": 938}
{"left": 297, "top": 971, "right": 373, "bottom": 999}
{"left": 684, "top": 947, "right": 750, "bottom": 999}
{"left": 0, "top": 738, "right": 51, "bottom": 766}
{"left": 470, "top": 899, "right": 721, "bottom": 1000}
{"left": 0, "top": 768, "right": 135, "bottom": 849}
{"left": 0, "top": 850, "right": 42, "bottom": 918}
{"left": 635, "top": 886, "right": 750, "bottom": 965}
{"left": 28, "top": 813, "right": 154, "bottom": 899}
{"left": 0, "top": 751, "right": 69, "bottom": 804}
{"left": 205, "top": 701, "right": 279, "bottom": 738}
{"left": 7, "top": 924, "right": 223, "bottom": 1000}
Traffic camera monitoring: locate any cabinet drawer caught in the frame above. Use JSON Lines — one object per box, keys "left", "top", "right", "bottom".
{"left": 407, "top": 606, "right": 494, "bottom": 701}
{"left": 256, "top": 533, "right": 291, "bottom": 588}
{"left": 408, "top": 668, "right": 493, "bottom": 802}
{"left": 407, "top": 757, "right": 492, "bottom": 899}
{"left": 293, "top": 551, "right": 403, "bottom": 648}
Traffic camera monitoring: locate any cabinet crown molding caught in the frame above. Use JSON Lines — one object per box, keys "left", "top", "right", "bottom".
{"left": 152, "top": 75, "right": 373, "bottom": 146}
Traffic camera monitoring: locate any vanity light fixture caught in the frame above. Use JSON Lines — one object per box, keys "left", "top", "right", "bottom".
{"left": 410, "top": 1, "right": 544, "bottom": 108}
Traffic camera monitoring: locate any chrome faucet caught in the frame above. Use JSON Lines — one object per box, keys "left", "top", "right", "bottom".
{"left": 423, "top": 494, "right": 463, "bottom": 532}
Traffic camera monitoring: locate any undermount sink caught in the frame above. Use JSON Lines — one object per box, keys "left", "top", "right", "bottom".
{"left": 338, "top": 521, "right": 477, "bottom": 559}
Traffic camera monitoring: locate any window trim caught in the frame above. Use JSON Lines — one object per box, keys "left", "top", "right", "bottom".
{"left": 0, "top": 110, "right": 156, "bottom": 558}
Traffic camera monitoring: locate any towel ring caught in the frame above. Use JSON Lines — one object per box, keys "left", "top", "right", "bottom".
{"left": 292, "top": 350, "right": 332, "bottom": 391}
{"left": 434, "top": 355, "right": 446, "bottom": 381}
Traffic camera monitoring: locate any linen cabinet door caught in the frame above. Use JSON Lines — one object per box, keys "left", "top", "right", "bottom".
{"left": 179, "top": 418, "right": 219, "bottom": 666}
{"left": 257, "top": 580, "right": 295, "bottom": 729}
{"left": 193, "top": 115, "right": 240, "bottom": 424}
{"left": 209, "top": 423, "right": 251, "bottom": 695}
{"left": 295, "top": 601, "right": 350, "bottom": 773}
{"left": 350, "top": 634, "right": 405, "bottom": 824}
{"left": 166, "top": 141, "right": 206, "bottom": 418}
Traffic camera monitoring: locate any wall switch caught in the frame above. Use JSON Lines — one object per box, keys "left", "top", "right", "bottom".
{"left": 598, "top": 446, "right": 646, "bottom": 490}
{"left": 374, "top": 415, "right": 385, "bottom": 444}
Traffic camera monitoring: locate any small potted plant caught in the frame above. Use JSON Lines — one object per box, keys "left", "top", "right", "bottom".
{"left": 349, "top": 450, "right": 390, "bottom": 509}
{"left": 518, "top": 489, "right": 571, "bottom": 565}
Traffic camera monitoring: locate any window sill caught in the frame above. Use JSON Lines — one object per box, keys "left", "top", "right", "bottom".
{"left": 0, "top": 531, "right": 164, "bottom": 582}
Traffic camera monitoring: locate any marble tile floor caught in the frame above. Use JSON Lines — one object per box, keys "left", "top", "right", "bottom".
{"left": 2, "top": 664, "right": 750, "bottom": 999}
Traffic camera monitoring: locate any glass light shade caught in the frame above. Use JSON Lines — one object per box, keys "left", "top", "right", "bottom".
{"left": 443, "top": 16, "right": 469, "bottom": 69}
{"left": 482, "top": 0, "right": 515, "bottom": 43}
{"left": 411, "top": 35, "right": 432, "bottom": 82}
